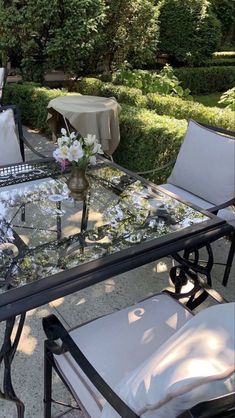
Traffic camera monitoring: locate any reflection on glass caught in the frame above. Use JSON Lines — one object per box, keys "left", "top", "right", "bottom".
{"left": 0, "top": 162, "right": 209, "bottom": 292}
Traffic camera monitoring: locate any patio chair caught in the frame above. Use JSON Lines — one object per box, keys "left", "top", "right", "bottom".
{"left": 0, "top": 105, "right": 46, "bottom": 164}
{"left": 0, "top": 67, "right": 7, "bottom": 106}
{"left": 138, "top": 119, "right": 235, "bottom": 286}
{"left": 43, "top": 280, "right": 235, "bottom": 418}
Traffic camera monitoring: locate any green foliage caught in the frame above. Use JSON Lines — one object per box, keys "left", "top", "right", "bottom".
{"left": 3, "top": 83, "right": 71, "bottom": 132}
{"left": 213, "top": 52, "right": 235, "bottom": 59}
{"left": 76, "top": 78, "right": 103, "bottom": 96}
{"left": 147, "top": 94, "right": 235, "bottom": 130}
{"left": 174, "top": 66, "right": 235, "bottom": 94}
{"left": 114, "top": 64, "right": 192, "bottom": 99}
{"left": 74, "top": 77, "right": 234, "bottom": 129}
{"left": 96, "top": 0, "right": 159, "bottom": 71}
{"left": 0, "top": 0, "right": 106, "bottom": 80}
{"left": 115, "top": 105, "right": 187, "bottom": 183}
{"left": 205, "top": 58, "right": 235, "bottom": 67}
{"left": 219, "top": 88, "right": 235, "bottom": 111}
{"left": 158, "top": 0, "right": 222, "bottom": 66}
{"left": 211, "top": 1, "right": 235, "bottom": 46}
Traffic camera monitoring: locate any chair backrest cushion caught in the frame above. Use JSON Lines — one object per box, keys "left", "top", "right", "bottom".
{"left": 101, "top": 302, "right": 235, "bottom": 418}
{"left": 0, "top": 109, "right": 23, "bottom": 165}
{"left": 167, "top": 120, "right": 235, "bottom": 205}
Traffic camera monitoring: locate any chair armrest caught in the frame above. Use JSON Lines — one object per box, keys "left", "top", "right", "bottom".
{"left": 136, "top": 158, "right": 176, "bottom": 176}
{"left": 207, "top": 198, "right": 235, "bottom": 214}
{"left": 43, "top": 314, "right": 139, "bottom": 418}
{"left": 21, "top": 135, "right": 47, "bottom": 159}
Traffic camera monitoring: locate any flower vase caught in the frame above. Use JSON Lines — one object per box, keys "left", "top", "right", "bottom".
{"left": 67, "top": 166, "right": 90, "bottom": 200}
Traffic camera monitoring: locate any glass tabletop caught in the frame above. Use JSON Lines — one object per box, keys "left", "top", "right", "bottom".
{"left": 0, "top": 160, "right": 210, "bottom": 294}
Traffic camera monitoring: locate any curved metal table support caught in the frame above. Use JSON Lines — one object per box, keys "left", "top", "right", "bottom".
{"left": 0, "top": 313, "right": 26, "bottom": 418}
{"left": 171, "top": 242, "right": 215, "bottom": 310}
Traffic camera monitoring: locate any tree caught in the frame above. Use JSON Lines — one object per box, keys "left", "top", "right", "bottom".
{"left": 95, "top": 0, "right": 159, "bottom": 71}
{"left": 158, "top": 0, "right": 222, "bottom": 66}
{"left": 211, "top": 0, "right": 235, "bottom": 48}
{"left": 0, "top": 0, "right": 106, "bottom": 81}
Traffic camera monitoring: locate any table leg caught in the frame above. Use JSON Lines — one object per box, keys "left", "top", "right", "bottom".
{"left": 171, "top": 243, "right": 214, "bottom": 309}
{"left": 0, "top": 313, "right": 26, "bottom": 418}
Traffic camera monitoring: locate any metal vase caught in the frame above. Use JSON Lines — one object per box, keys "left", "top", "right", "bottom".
{"left": 67, "top": 166, "right": 90, "bottom": 200}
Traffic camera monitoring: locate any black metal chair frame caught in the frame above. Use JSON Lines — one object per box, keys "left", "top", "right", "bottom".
{"left": 43, "top": 278, "right": 235, "bottom": 418}
{"left": 136, "top": 121, "right": 235, "bottom": 288}
{"left": 0, "top": 105, "right": 46, "bottom": 161}
{"left": 0, "top": 67, "right": 8, "bottom": 106}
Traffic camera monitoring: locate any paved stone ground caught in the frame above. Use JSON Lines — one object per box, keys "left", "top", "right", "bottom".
{"left": 0, "top": 128, "right": 234, "bottom": 418}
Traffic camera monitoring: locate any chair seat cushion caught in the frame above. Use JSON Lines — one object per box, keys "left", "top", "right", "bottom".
{"left": 0, "top": 108, "right": 23, "bottom": 165}
{"left": 101, "top": 302, "right": 235, "bottom": 418}
{"left": 161, "top": 183, "right": 235, "bottom": 227}
{"left": 167, "top": 120, "right": 235, "bottom": 206}
{"left": 54, "top": 293, "right": 192, "bottom": 418}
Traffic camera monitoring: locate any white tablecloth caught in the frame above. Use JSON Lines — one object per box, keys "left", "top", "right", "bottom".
{"left": 47, "top": 95, "right": 121, "bottom": 155}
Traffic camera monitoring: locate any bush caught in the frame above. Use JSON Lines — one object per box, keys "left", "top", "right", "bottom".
{"left": 115, "top": 105, "right": 187, "bottom": 183}
{"left": 205, "top": 58, "right": 235, "bottom": 66}
{"left": 174, "top": 66, "right": 235, "bottom": 94}
{"left": 114, "top": 64, "right": 192, "bottom": 98}
{"left": 158, "top": 0, "right": 222, "bottom": 66}
{"left": 219, "top": 88, "right": 235, "bottom": 111}
{"left": 75, "top": 77, "right": 234, "bottom": 130}
{"left": 4, "top": 83, "right": 71, "bottom": 132}
{"left": 213, "top": 51, "right": 235, "bottom": 59}
{"left": 147, "top": 94, "right": 235, "bottom": 130}
{"left": 76, "top": 78, "right": 103, "bottom": 96}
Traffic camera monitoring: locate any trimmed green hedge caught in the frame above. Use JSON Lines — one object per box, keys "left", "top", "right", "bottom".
{"left": 4, "top": 83, "right": 70, "bottom": 132}
{"left": 77, "top": 78, "right": 235, "bottom": 130}
{"left": 213, "top": 52, "right": 235, "bottom": 59}
{"left": 115, "top": 105, "right": 187, "bottom": 183}
{"left": 174, "top": 66, "right": 235, "bottom": 94}
{"left": 76, "top": 78, "right": 148, "bottom": 107}
{"left": 3, "top": 81, "right": 187, "bottom": 183}
{"left": 206, "top": 58, "right": 235, "bottom": 67}
{"left": 147, "top": 94, "right": 235, "bottom": 130}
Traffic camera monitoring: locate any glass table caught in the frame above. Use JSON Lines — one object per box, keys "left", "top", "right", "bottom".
{"left": 0, "top": 158, "right": 232, "bottom": 417}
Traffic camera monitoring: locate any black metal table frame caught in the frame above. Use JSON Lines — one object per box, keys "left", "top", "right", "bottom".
{"left": 0, "top": 158, "right": 233, "bottom": 418}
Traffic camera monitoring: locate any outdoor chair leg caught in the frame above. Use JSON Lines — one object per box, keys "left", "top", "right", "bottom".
{"left": 44, "top": 343, "right": 52, "bottom": 418}
{"left": 222, "top": 233, "right": 235, "bottom": 287}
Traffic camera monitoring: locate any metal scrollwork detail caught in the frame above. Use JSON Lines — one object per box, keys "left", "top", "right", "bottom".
{"left": 0, "top": 314, "right": 26, "bottom": 418}
{"left": 171, "top": 243, "right": 214, "bottom": 310}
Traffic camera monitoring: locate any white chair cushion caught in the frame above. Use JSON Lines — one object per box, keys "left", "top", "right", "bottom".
{"left": 101, "top": 302, "right": 235, "bottom": 418}
{"left": 54, "top": 294, "right": 192, "bottom": 418}
{"left": 167, "top": 120, "right": 235, "bottom": 205}
{"left": 161, "top": 183, "right": 235, "bottom": 227}
{"left": 0, "top": 109, "right": 23, "bottom": 165}
{"left": 0, "top": 67, "right": 4, "bottom": 89}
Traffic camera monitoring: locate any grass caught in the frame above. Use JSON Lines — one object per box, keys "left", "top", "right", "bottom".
{"left": 194, "top": 92, "right": 226, "bottom": 108}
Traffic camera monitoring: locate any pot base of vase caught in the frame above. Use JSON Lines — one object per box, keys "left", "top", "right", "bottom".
{"left": 69, "top": 190, "right": 87, "bottom": 201}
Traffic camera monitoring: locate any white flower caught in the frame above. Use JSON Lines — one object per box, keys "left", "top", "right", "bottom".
{"left": 61, "top": 128, "right": 67, "bottom": 136}
{"left": 84, "top": 134, "right": 97, "bottom": 147}
{"left": 70, "top": 131, "right": 76, "bottom": 140}
{"left": 53, "top": 148, "right": 63, "bottom": 162}
{"left": 89, "top": 155, "right": 96, "bottom": 165}
{"left": 60, "top": 145, "right": 69, "bottom": 159}
{"left": 58, "top": 137, "right": 69, "bottom": 147}
{"left": 67, "top": 142, "right": 84, "bottom": 162}
{"left": 92, "top": 142, "right": 103, "bottom": 154}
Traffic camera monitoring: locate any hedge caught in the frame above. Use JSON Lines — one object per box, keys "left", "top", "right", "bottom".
{"left": 115, "top": 105, "right": 187, "bottom": 183}
{"left": 205, "top": 58, "right": 235, "bottom": 67}
{"left": 77, "top": 78, "right": 235, "bottom": 130}
{"left": 174, "top": 66, "right": 235, "bottom": 94}
{"left": 213, "top": 52, "right": 235, "bottom": 59}
{"left": 76, "top": 78, "right": 148, "bottom": 108}
{"left": 146, "top": 94, "right": 235, "bottom": 130}
{"left": 4, "top": 83, "right": 71, "bottom": 132}
{"left": 3, "top": 82, "right": 187, "bottom": 184}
